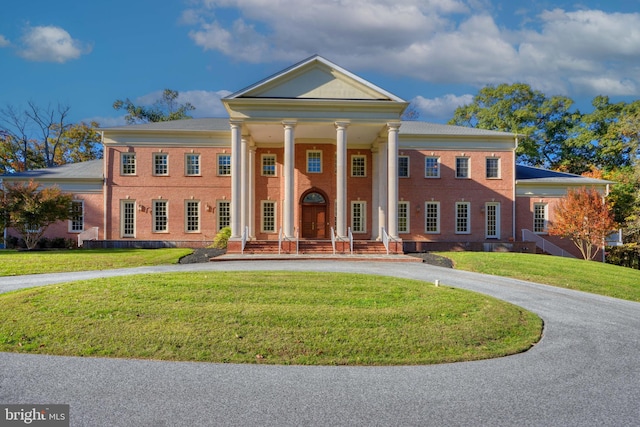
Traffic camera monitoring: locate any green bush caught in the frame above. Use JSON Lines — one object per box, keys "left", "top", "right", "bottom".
{"left": 211, "top": 227, "right": 231, "bottom": 249}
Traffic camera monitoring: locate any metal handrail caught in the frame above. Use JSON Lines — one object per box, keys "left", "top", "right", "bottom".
{"left": 381, "top": 226, "right": 401, "bottom": 255}
{"left": 521, "top": 229, "right": 575, "bottom": 258}
{"left": 241, "top": 226, "right": 248, "bottom": 254}
{"left": 330, "top": 227, "right": 336, "bottom": 254}
{"left": 348, "top": 227, "right": 353, "bottom": 254}
{"left": 279, "top": 227, "right": 299, "bottom": 255}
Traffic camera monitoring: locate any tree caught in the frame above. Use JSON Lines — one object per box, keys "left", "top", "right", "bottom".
{"left": 449, "top": 83, "right": 579, "bottom": 170}
{"left": 0, "top": 181, "right": 73, "bottom": 249}
{"left": 113, "top": 89, "right": 195, "bottom": 124}
{"left": 548, "top": 187, "right": 618, "bottom": 260}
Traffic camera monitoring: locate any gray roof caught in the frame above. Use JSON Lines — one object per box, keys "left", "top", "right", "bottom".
{"left": 516, "top": 165, "right": 612, "bottom": 185}
{"left": 399, "top": 121, "right": 517, "bottom": 137}
{"left": 2, "top": 159, "right": 103, "bottom": 181}
{"left": 102, "top": 118, "right": 230, "bottom": 132}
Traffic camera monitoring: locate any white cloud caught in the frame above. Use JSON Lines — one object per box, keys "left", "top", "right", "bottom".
{"left": 0, "top": 35, "right": 9, "bottom": 47}
{"left": 411, "top": 94, "right": 474, "bottom": 121}
{"left": 18, "top": 26, "right": 91, "bottom": 63}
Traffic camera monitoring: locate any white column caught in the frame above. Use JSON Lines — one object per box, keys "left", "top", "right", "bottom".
{"left": 230, "top": 120, "right": 243, "bottom": 238}
{"left": 283, "top": 121, "right": 296, "bottom": 237}
{"left": 378, "top": 140, "right": 388, "bottom": 239}
{"left": 249, "top": 143, "right": 256, "bottom": 239}
{"left": 240, "top": 135, "right": 249, "bottom": 236}
{"left": 387, "top": 122, "right": 400, "bottom": 239}
{"left": 371, "top": 145, "right": 379, "bottom": 240}
{"left": 336, "top": 121, "right": 349, "bottom": 237}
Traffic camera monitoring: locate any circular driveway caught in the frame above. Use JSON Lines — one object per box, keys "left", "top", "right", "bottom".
{"left": 1, "top": 260, "right": 639, "bottom": 426}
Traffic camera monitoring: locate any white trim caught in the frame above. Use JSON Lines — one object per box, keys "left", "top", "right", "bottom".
{"left": 261, "top": 153, "right": 277, "bottom": 176}
{"left": 152, "top": 199, "right": 169, "bottom": 233}
{"left": 184, "top": 200, "right": 201, "bottom": 233}
{"left": 153, "top": 152, "right": 169, "bottom": 176}
{"left": 533, "top": 202, "right": 548, "bottom": 234}
{"left": 486, "top": 157, "right": 500, "bottom": 179}
{"left": 350, "top": 201, "right": 367, "bottom": 233}
{"left": 485, "top": 202, "right": 500, "bottom": 239}
{"left": 306, "top": 150, "right": 323, "bottom": 173}
{"left": 184, "top": 153, "right": 201, "bottom": 176}
{"left": 398, "top": 201, "right": 410, "bottom": 233}
{"left": 398, "top": 155, "right": 410, "bottom": 178}
{"left": 424, "top": 156, "right": 440, "bottom": 178}
{"left": 425, "top": 201, "right": 440, "bottom": 234}
{"left": 120, "top": 199, "right": 136, "bottom": 238}
{"left": 261, "top": 200, "right": 277, "bottom": 233}
{"left": 217, "top": 153, "right": 231, "bottom": 176}
{"left": 455, "top": 157, "right": 470, "bottom": 179}
{"left": 217, "top": 200, "right": 231, "bottom": 231}
{"left": 120, "top": 152, "right": 136, "bottom": 176}
{"left": 351, "top": 154, "right": 367, "bottom": 177}
{"left": 68, "top": 200, "right": 84, "bottom": 233}
{"left": 455, "top": 201, "right": 471, "bottom": 234}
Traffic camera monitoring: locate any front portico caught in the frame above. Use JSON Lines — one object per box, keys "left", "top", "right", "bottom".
{"left": 223, "top": 55, "right": 408, "bottom": 247}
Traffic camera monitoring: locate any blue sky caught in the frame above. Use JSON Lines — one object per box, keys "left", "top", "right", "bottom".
{"left": 1, "top": 0, "right": 639, "bottom": 127}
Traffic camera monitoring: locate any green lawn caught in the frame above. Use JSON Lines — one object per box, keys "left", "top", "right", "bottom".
{"left": 0, "top": 249, "right": 193, "bottom": 276}
{"left": 0, "top": 271, "right": 542, "bottom": 366}
{"left": 440, "top": 252, "right": 640, "bottom": 302}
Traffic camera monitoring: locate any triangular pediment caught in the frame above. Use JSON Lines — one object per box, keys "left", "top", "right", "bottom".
{"left": 226, "top": 55, "right": 405, "bottom": 102}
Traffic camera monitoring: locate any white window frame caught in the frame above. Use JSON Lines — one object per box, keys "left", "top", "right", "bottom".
{"left": 485, "top": 202, "right": 500, "bottom": 239}
{"left": 398, "top": 156, "right": 409, "bottom": 178}
{"left": 217, "top": 154, "right": 231, "bottom": 176}
{"left": 307, "top": 150, "right": 323, "bottom": 173}
{"left": 425, "top": 156, "right": 440, "bottom": 178}
{"left": 185, "top": 200, "right": 200, "bottom": 233}
{"left": 425, "top": 201, "right": 440, "bottom": 234}
{"left": 398, "top": 201, "right": 409, "bottom": 233}
{"left": 261, "top": 200, "right": 276, "bottom": 233}
{"left": 121, "top": 152, "right": 136, "bottom": 175}
{"left": 153, "top": 152, "right": 168, "bottom": 176}
{"left": 351, "top": 155, "right": 366, "bottom": 177}
{"left": 455, "top": 202, "right": 471, "bottom": 234}
{"left": 69, "top": 200, "right": 84, "bottom": 233}
{"left": 217, "top": 200, "right": 231, "bottom": 231}
{"left": 185, "top": 153, "right": 201, "bottom": 176}
{"left": 261, "top": 154, "right": 277, "bottom": 176}
{"left": 533, "top": 203, "right": 548, "bottom": 234}
{"left": 153, "top": 200, "right": 168, "bottom": 233}
{"left": 350, "top": 201, "right": 367, "bottom": 233}
{"left": 120, "top": 200, "right": 136, "bottom": 238}
{"left": 486, "top": 157, "right": 500, "bottom": 179}
{"left": 456, "top": 157, "right": 470, "bottom": 179}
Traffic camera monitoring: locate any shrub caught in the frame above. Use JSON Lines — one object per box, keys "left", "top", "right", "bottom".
{"left": 211, "top": 227, "right": 232, "bottom": 249}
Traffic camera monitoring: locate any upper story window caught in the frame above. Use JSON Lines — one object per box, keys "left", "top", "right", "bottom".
{"left": 185, "top": 153, "right": 201, "bottom": 176}
{"left": 307, "top": 150, "right": 322, "bottom": 173}
{"left": 153, "top": 153, "right": 168, "bottom": 176}
{"left": 486, "top": 157, "right": 500, "bottom": 179}
{"left": 425, "top": 157, "right": 440, "bottom": 178}
{"left": 398, "top": 156, "right": 409, "bottom": 178}
{"left": 262, "top": 154, "right": 276, "bottom": 176}
{"left": 217, "top": 154, "right": 231, "bottom": 176}
{"left": 121, "top": 152, "right": 136, "bottom": 175}
{"left": 351, "top": 155, "right": 366, "bottom": 177}
{"left": 456, "top": 157, "right": 470, "bottom": 179}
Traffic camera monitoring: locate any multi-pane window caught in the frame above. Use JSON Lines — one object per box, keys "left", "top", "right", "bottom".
{"left": 351, "top": 201, "right": 366, "bottom": 233}
{"left": 398, "top": 156, "right": 409, "bottom": 178}
{"left": 185, "top": 154, "right": 201, "bottom": 176}
{"left": 121, "top": 200, "right": 135, "bottom": 237}
{"left": 153, "top": 153, "right": 168, "bottom": 176}
{"left": 121, "top": 153, "right": 136, "bottom": 175}
{"left": 456, "top": 202, "right": 470, "bottom": 234}
{"left": 486, "top": 157, "right": 500, "bottom": 179}
{"left": 185, "top": 200, "right": 200, "bottom": 232}
{"left": 425, "top": 157, "right": 440, "bottom": 178}
{"left": 486, "top": 202, "right": 500, "bottom": 239}
{"left": 307, "top": 151, "right": 322, "bottom": 173}
{"left": 153, "top": 200, "right": 168, "bottom": 233}
{"left": 217, "top": 201, "right": 230, "bottom": 230}
{"left": 456, "top": 157, "right": 469, "bottom": 178}
{"left": 398, "top": 201, "right": 409, "bottom": 233}
{"left": 262, "top": 154, "right": 276, "bottom": 176}
{"left": 534, "top": 203, "right": 548, "bottom": 233}
{"left": 262, "top": 201, "right": 276, "bottom": 233}
{"left": 218, "top": 154, "right": 231, "bottom": 176}
{"left": 69, "top": 200, "right": 84, "bottom": 232}
{"left": 425, "top": 202, "right": 440, "bottom": 234}
{"left": 351, "top": 155, "right": 366, "bottom": 177}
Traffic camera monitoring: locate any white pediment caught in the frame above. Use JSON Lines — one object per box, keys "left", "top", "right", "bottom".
{"left": 227, "top": 55, "right": 405, "bottom": 102}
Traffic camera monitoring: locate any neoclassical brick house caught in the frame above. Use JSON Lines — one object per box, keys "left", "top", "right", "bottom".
{"left": 2, "top": 56, "right": 610, "bottom": 257}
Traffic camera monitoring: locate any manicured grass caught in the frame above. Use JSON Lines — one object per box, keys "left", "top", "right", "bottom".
{"left": 440, "top": 252, "right": 640, "bottom": 302}
{"left": 0, "top": 272, "right": 542, "bottom": 365}
{"left": 0, "top": 249, "right": 193, "bottom": 276}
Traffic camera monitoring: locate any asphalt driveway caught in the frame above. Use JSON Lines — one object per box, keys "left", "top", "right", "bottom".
{"left": 1, "top": 260, "right": 639, "bottom": 426}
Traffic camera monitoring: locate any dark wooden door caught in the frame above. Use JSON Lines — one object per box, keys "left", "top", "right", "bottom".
{"left": 302, "top": 205, "right": 327, "bottom": 238}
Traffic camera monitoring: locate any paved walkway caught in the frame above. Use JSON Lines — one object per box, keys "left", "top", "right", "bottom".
{"left": 1, "top": 260, "right": 639, "bottom": 426}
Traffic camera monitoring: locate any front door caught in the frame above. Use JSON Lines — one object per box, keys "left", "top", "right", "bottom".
{"left": 301, "top": 191, "right": 328, "bottom": 239}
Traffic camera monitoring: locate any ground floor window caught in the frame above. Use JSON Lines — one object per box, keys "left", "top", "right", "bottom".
{"left": 398, "top": 201, "right": 409, "bottom": 233}
{"left": 425, "top": 201, "right": 440, "bottom": 233}
{"left": 185, "top": 200, "right": 200, "bottom": 232}
{"left": 69, "top": 200, "right": 84, "bottom": 232}
{"left": 121, "top": 200, "right": 136, "bottom": 237}
{"left": 261, "top": 201, "right": 276, "bottom": 233}
{"left": 217, "top": 200, "right": 230, "bottom": 230}
{"left": 485, "top": 202, "right": 500, "bottom": 239}
{"left": 534, "top": 203, "right": 548, "bottom": 233}
{"left": 153, "top": 200, "right": 168, "bottom": 233}
{"left": 456, "top": 202, "right": 470, "bottom": 234}
{"left": 351, "top": 201, "right": 366, "bottom": 233}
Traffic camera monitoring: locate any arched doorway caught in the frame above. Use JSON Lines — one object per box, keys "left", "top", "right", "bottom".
{"left": 300, "top": 189, "right": 328, "bottom": 239}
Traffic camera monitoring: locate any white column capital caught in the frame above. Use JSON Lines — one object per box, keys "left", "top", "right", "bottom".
{"left": 387, "top": 122, "right": 401, "bottom": 130}
{"left": 230, "top": 119, "right": 244, "bottom": 129}
{"left": 335, "top": 121, "right": 350, "bottom": 129}
{"left": 282, "top": 120, "right": 297, "bottom": 128}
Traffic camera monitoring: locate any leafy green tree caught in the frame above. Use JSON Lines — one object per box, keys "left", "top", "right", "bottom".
{"left": 449, "top": 83, "right": 578, "bottom": 169}
{"left": 1, "top": 181, "right": 73, "bottom": 249}
{"left": 113, "top": 89, "right": 195, "bottom": 124}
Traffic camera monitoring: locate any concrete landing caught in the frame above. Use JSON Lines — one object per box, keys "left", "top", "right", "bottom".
{"left": 211, "top": 253, "right": 423, "bottom": 263}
